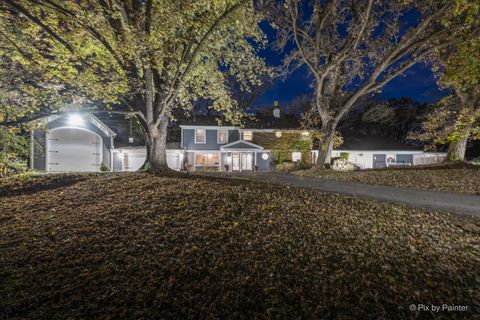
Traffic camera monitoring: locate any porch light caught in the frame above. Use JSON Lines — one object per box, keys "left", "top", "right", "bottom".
{"left": 68, "top": 114, "right": 84, "bottom": 126}
{"left": 261, "top": 153, "right": 269, "bottom": 160}
{"left": 128, "top": 118, "right": 134, "bottom": 143}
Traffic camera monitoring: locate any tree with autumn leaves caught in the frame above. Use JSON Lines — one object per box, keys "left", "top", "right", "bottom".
{"left": 0, "top": 0, "right": 270, "bottom": 172}
{"left": 411, "top": 2, "right": 479, "bottom": 161}
{"left": 266, "top": 0, "right": 472, "bottom": 166}
{"left": 0, "top": 0, "right": 478, "bottom": 173}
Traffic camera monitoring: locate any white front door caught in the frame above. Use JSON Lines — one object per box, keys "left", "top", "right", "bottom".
{"left": 232, "top": 153, "right": 240, "bottom": 171}
{"left": 241, "top": 153, "right": 253, "bottom": 170}
{"left": 47, "top": 128, "right": 102, "bottom": 172}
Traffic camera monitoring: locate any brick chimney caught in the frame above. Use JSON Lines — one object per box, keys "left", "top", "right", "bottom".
{"left": 273, "top": 101, "right": 280, "bottom": 118}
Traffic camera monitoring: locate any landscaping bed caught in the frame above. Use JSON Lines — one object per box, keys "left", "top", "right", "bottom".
{"left": 295, "top": 163, "right": 480, "bottom": 195}
{"left": 0, "top": 173, "right": 479, "bottom": 319}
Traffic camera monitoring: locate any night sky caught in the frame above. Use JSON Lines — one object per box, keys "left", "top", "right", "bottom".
{"left": 253, "top": 17, "right": 448, "bottom": 108}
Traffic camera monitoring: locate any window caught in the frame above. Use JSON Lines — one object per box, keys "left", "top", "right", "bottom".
{"left": 217, "top": 129, "right": 228, "bottom": 144}
{"left": 292, "top": 152, "right": 302, "bottom": 162}
{"left": 195, "top": 153, "right": 220, "bottom": 166}
{"left": 195, "top": 129, "right": 206, "bottom": 143}
{"left": 243, "top": 131, "right": 253, "bottom": 141}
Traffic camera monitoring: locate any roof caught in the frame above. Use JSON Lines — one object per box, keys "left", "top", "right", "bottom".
{"left": 339, "top": 135, "right": 420, "bottom": 151}
{"left": 177, "top": 115, "right": 234, "bottom": 127}
{"left": 243, "top": 110, "right": 301, "bottom": 129}
{"left": 176, "top": 109, "right": 301, "bottom": 130}
{"left": 221, "top": 140, "right": 264, "bottom": 150}
{"left": 45, "top": 113, "right": 116, "bottom": 137}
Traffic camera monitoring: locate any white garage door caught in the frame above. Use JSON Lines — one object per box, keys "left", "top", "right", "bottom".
{"left": 47, "top": 128, "right": 102, "bottom": 172}
{"left": 119, "top": 148, "right": 184, "bottom": 171}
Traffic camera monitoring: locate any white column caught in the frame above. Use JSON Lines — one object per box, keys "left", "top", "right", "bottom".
{"left": 30, "top": 131, "right": 34, "bottom": 170}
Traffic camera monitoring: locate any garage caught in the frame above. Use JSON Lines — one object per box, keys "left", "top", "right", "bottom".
{"left": 46, "top": 128, "right": 102, "bottom": 172}
{"left": 373, "top": 154, "right": 386, "bottom": 168}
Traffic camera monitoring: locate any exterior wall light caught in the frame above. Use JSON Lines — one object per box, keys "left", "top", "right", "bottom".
{"left": 68, "top": 114, "right": 84, "bottom": 126}
{"left": 261, "top": 153, "right": 269, "bottom": 160}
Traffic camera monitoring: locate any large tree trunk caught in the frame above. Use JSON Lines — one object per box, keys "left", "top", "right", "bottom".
{"left": 144, "top": 117, "right": 170, "bottom": 173}
{"left": 447, "top": 133, "right": 469, "bottom": 162}
{"left": 316, "top": 119, "right": 338, "bottom": 167}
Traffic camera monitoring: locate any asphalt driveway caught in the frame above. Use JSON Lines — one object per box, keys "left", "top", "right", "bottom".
{"left": 216, "top": 172, "right": 480, "bottom": 217}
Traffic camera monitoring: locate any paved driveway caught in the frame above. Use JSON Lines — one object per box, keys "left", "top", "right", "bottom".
{"left": 217, "top": 172, "right": 480, "bottom": 217}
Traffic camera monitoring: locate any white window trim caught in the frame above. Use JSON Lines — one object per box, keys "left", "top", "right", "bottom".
{"left": 193, "top": 151, "right": 221, "bottom": 167}
{"left": 217, "top": 129, "right": 229, "bottom": 144}
{"left": 194, "top": 128, "right": 206, "bottom": 144}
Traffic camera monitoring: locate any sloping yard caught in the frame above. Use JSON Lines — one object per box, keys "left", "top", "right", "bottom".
{"left": 0, "top": 173, "right": 479, "bottom": 319}
{"left": 295, "top": 163, "right": 480, "bottom": 195}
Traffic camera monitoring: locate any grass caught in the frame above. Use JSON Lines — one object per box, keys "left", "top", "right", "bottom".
{"left": 295, "top": 163, "right": 480, "bottom": 195}
{"left": 0, "top": 173, "right": 479, "bottom": 319}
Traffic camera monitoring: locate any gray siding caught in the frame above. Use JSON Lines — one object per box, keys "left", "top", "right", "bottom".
{"left": 182, "top": 128, "right": 227, "bottom": 150}
{"left": 256, "top": 152, "right": 274, "bottom": 171}
{"left": 228, "top": 129, "right": 240, "bottom": 143}
{"left": 102, "top": 144, "right": 111, "bottom": 170}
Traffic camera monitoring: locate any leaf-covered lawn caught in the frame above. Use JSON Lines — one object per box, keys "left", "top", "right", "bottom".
{"left": 0, "top": 173, "right": 479, "bottom": 319}
{"left": 295, "top": 163, "right": 480, "bottom": 195}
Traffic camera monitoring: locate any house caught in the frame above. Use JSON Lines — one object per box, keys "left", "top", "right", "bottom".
{"left": 31, "top": 104, "right": 447, "bottom": 172}
{"left": 179, "top": 125, "right": 273, "bottom": 172}
{"left": 31, "top": 113, "right": 185, "bottom": 172}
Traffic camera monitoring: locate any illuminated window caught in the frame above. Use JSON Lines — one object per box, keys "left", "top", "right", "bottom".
{"left": 217, "top": 129, "right": 228, "bottom": 144}
{"left": 292, "top": 152, "right": 302, "bottom": 162}
{"left": 243, "top": 131, "right": 253, "bottom": 141}
{"left": 195, "top": 129, "right": 206, "bottom": 143}
{"left": 195, "top": 153, "right": 220, "bottom": 166}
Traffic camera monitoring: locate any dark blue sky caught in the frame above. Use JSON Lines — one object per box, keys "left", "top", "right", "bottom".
{"left": 253, "top": 18, "right": 447, "bottom": 108}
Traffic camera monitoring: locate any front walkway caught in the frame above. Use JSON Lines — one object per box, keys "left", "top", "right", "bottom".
{"left": 215, "top": 172, "right": 480, "bottom": 217}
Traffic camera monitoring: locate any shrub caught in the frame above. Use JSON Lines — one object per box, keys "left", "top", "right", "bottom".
{"left": 0, "top": 128, "right": 29, "bottom": 177}
{"left": 340, "top": 152, "right": 349, "bottom": 159}
{"left": 275, "top": 161, "right": 297, "bottom": 172}
{"left": 332, "top": 158, "right": 356, "bottom": 171}
{"left": 99, "top": 162, "right": 110, "bottom": 172}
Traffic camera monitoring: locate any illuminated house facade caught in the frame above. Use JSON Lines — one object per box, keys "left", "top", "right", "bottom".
{"left": 31, "top": 105, "right": 447, "bottom": 172}
{"left": 30, "top": 113, "right": 277, "bottom": 172}
{"left": 179, "top": 125, "right": 274, "bottom": 172}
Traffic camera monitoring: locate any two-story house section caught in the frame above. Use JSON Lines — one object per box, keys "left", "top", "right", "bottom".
{"left": 180, "top": 125, "right": 273, "bottom": 171}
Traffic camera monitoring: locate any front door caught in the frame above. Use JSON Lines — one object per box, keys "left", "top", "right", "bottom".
{"left": 241, "top": 153, "right": 253, "bottom": 171}
{"left": 232, "top": 153, "right": 240, "bottom": 171}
